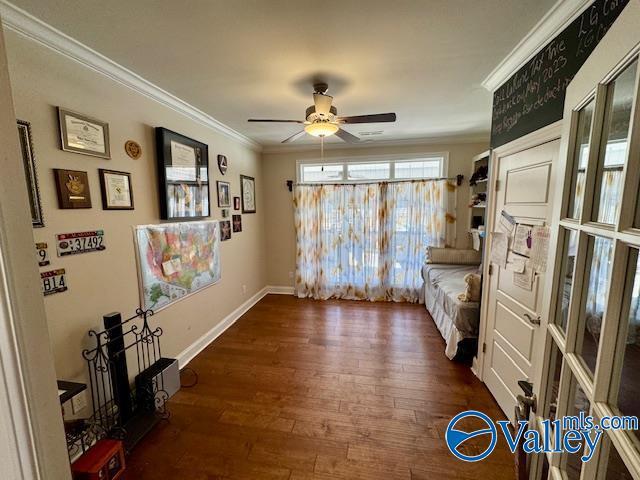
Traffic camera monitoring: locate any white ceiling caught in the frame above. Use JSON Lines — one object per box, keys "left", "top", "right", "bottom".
{"left": 9, "top": 0, "right": 557, "bottom": 146}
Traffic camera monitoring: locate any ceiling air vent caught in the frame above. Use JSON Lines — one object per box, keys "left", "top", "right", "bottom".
{"left": 358, "top": 131, "right": 383, "bottom": 136}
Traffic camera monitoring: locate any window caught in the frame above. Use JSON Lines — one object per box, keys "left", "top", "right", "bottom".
{"left": 299, "top": 154, "right": 446, "bottom": 183}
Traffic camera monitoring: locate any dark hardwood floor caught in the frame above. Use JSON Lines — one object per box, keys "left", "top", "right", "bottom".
{"left": 126, "top": 295, "right": 514, "bottom": 479}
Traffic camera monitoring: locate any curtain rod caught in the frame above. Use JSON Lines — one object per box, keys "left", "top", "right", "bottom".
{"left": 286, "top": 174, "right": 464, "bottom": 192}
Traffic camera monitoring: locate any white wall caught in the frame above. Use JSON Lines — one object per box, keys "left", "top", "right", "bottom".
{"left": 263, "top": 141, "right": 488, "bottom": 287}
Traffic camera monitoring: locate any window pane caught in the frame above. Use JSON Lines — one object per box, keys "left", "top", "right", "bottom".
{"left": 564, "top": 376, "right": 590, "bottom": 480}
{"left": 545, "top": 340, "right": 563, "bottom": 424}
{"left": 580, "top": 236, "right": 614, "bottom": 375}
{"left": 347, "top": 163, "right": 390, "bottom": 181}
{"left": 302, "top": 164, "right": 343, "bottom": 182}
{"left": 395, "top": 159, "right": 441, "bottom": 179}
{"left": 594, "top": 60, "right": 637, "bottom": 224}
{"left": 556, "top": 230, "right": 579, "bottom": 333}
{"left": 568, "top": 100, "right": 594, "bottom": 219}
{"left": 614, "top": 250, "right": 640, "bottom": 440}
{"left": 601, "top": 436, "right": 633, "bottom": 480}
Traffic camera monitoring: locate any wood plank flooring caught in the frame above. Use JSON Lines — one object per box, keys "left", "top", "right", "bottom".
{"left": 126, "top": 295, "right": 514, "bottom": 479}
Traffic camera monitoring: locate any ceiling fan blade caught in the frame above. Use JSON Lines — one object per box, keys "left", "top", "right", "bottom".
{"left": 248, "top": 119, "right": 303, "bottom": 123}
{"left": 335, "top": 128, "right": 360, "bottom": 144}
{"left": 313, "top": 93, "right": 333, "bottom": 116}
{"left": 281, "top": 130, "right": 307, "bottom": 144}
{"left": 336, "top": 113, "right": 396, "bottom": 124}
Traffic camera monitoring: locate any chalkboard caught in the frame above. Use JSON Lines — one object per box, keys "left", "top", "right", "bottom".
{"left": 491, "top": 0, "right": 629, "bottom": 148}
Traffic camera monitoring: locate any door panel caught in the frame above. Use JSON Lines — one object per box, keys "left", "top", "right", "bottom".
{"left": 495, "top": 302, "right": 535, "bottom": 362}
{"left": 505, "top": 164, "right": 552, "bottom": 204}
{"left": 484, "top": 139, "right": 559, "bottom": 421}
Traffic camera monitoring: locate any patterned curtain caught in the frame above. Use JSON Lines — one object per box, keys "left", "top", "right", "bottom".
{"left": 293, "top": 179, "right": 456, "bottom": 302}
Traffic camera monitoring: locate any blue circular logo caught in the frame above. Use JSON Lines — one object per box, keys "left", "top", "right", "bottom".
{"left": 445, "top": 410, "right": 497, "bottom": 462}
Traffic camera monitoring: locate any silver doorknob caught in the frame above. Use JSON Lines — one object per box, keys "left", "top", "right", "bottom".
{"left": 523, "top": 313, "right": 541, "bottom": 325}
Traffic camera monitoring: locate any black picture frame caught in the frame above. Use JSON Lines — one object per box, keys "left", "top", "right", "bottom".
{"left": 155, "top": 127, "right": 210, "bottom": 221}
{"left": 216, "top": 181, "right": 231, "bottom": 207}
{"left": 99, "top": 169, "right": 134, "bottom": 210}
{"left": 17, "top": 120, "right": 44, "bottom": 227}
{"left": 240, "top": 175, "right": 256, "bottom": 214}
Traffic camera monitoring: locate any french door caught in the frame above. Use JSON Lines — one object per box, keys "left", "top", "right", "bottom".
{"left": 532, "top": 3, "right": 640, "bottom": 479}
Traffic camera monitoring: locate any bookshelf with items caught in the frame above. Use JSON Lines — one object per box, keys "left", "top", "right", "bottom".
{"left": 469, "top": 150, "right": 490, "bottom": 251}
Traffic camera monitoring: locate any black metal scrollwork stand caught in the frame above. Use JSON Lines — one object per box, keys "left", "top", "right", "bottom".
{"left": 68, "top": 308, "right": 170, "bottom": 458}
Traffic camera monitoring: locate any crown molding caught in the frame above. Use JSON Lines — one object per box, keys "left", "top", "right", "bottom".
{"left": 482, "top": 0, "right": 592, "bottom": 92}
{"left": 261, "top": 133, "right": 489, "bottom": 155}
{"left": 0, "top": 1, "right": 261, "bottom": 151}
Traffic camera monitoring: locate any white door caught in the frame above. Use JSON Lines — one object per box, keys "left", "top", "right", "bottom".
{"left": 530, "top": 2, "right": 640, "bottom": 479}
{"left": 483, "top": 134, "right": 560, "bottom": 421}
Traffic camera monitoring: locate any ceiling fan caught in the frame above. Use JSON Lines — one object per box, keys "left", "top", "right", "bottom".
{"left": 248, "top": 83, "right": 396, "bottom": 144}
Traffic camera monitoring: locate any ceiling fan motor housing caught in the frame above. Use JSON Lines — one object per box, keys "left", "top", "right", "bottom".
{"left": 306, "top": 105, "right": 337, "bottom": 122}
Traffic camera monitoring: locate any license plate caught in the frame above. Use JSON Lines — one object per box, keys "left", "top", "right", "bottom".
{"left": 41, "top": 268, "right": 67, "bottom": 296}
{"left": 56, "top": 230, "right": 105, "bottom": 256}
{"left": 35, "top": 242, "right": 50, "bottom": 266}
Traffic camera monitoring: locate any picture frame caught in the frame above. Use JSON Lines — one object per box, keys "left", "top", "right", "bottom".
{"left": 221, "top": 208, "right": 229, "bottom": 218}
{"left": 233, "top": 196, "right": 240, "bottom": 211}
{"left": 57, "top": 108, "right": 110, "bottom": 159}
{"left": 217, "top": 181, "right": 231, "bottom": 207}
{"left": 220, "top": 220, "right": 232, "bottom": 241}
{"left": 53, "top": 169, "right": 92, "bottom": 209}
{"left": 99, "top": 169, "right": 134, "bottom": 210}
{"left": 232, "top": 214, "right": 242, "bottom": 233}
{"left": 155, "top": 127, "right": 210, "bottom": 220}
{"left": 17, "top": 120, "right": 44, "bottom": 227}
{"left": 240, "top": 175, "right": 256, "bottom": 213}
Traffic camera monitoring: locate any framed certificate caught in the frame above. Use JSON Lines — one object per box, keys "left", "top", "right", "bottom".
{"left": 57, "top": 108, "right": 110, "bottom": 159}
{"left": 155, "top": 127, "right": 210, "bottom": 220}
{"left": 99, "top": 169, "right": 134, "bottom": 210}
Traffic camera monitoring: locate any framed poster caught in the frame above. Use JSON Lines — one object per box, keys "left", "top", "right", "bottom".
{"left": 17, "top": 120, "right": 44, "bottom": 227}
{"left": 217, "top": 181, "right": 230, "bottom": 207}
{"left": 54, "top": 169, "right": 92, "bottom": 209}
{"left": 57, "top": 108, "right": 110, "bottom": 158}
{"left": 240, "top": 175, "right": 256, "bottom": 213}
{"left": 134, "top": 221, "right": 221, "bottom": 311}
{"left": 99, "top": 169, "right": 134, "bottom": 210}
{"left": 155, "top": 127, "right": 210, "bottom": 220}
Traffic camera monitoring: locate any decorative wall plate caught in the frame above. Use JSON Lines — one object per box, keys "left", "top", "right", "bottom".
{"left": 124, "top": 140, "right": 142, "bottom": 159}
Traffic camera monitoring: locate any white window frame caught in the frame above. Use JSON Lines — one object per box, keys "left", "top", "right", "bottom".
{"left": 296, "top": 152, "right": 449, "bottom": 184}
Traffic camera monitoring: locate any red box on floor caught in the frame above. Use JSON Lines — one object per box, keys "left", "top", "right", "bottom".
{"left": 71, "top": 439, "right": 125, "bottom": 480}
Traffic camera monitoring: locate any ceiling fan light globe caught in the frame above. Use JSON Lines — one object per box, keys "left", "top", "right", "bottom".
{"left": 304, "top": 122, "right": 339, "bottom": 138}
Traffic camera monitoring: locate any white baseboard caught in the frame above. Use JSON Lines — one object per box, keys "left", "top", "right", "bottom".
{"left": 175, "top": 285, "right": 295, "bottom": 368}
{"left": 176, "top": 286, "right": 269, "bottom": 368}
{"left": 267, "top": 285, "right": 295, "bottom": 295}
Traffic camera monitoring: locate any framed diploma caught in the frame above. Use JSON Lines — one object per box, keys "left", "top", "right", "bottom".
{"left": 99, "top": 169, "right": 134, "bottom": 210}
{"left": 155, "top": 127, "right": 210, "bottom": 221}
{"left": 57, "top": 108, "right": 110, "bottom": 159}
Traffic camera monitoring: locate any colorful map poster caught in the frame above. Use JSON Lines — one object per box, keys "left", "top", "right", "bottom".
{"left": 134, "top": 220, "right": 221, "bottom": 311}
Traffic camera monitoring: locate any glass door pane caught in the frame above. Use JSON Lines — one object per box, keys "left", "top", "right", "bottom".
{"left": 568, "top": 100, "right": 595, "bottom": 219}
{"left": 593, "top": 60, "right": 638, "bottom": 224}
{"left": 555, "top": 229, "right": 579, "bottom": 333}
{"left": 600, "top": 436, "right": 634, "bottom": 480}
{"left": 612, "top": 250, "right": 640, "bottom": 441}
{"left": 579, "top": 236, "right": 614, "bottom": 375}
{"left": 564, "top": 375, "right": 591, "bottom": 479}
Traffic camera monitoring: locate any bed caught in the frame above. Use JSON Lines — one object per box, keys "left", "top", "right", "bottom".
{"left": 421, "top": 262, "right": 481, "bottom": 361}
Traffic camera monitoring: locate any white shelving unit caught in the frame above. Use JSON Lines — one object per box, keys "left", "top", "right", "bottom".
{"left": 469, "top": 150, "right": 490, "bottom": 248}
